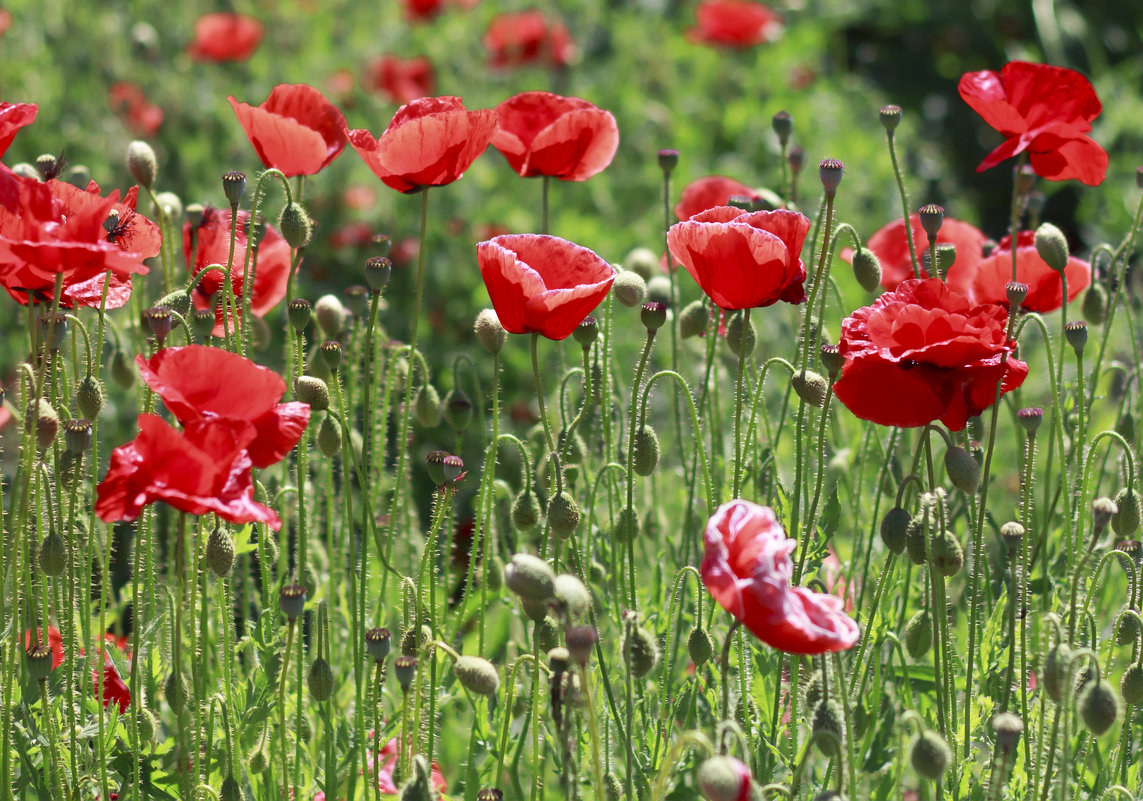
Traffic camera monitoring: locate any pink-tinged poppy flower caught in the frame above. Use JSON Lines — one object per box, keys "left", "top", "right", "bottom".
{"left": 311, "top": 737, "right": 447, "bottom": 801}
{"left": 0, "top": 10, "right": 12, "bottom": 39}
{"left": 688, "top": 0, "right": 783, "bottom": 49}
{"left": 188, "top": 12, "right": 263, "bottom": 62}
{"left": 485, "top": 11, "right": 575, "bottom": 69}
{"left": 136, "top": 345, "right": 310, "bottom": 470}
{"left": 182, "top": 207, "right": 292, "bottom": 336}
{"left": 702, "top": 500, "right": 860, "bottom": 654}
{"left": 399, "top": 0, "right": 477, "bottom": 21}
{"left": 96, "top": 414, "right": 282, "bottom": 530}
{"left": 970, "top": 231, "right": 1090, "bottom": 313}
{"left": 108, "top": 83, "right": 163, "bottom": 138}
{"left": 833, "top": 278, "right": 1028, "bottom": 431}
{"left": 0, "top": 101, "right": 36, "bottom": 157}
{"left": 845, "top": 213, "right": 987, "bottom": 297}
{"left": 958, "top": 61, "right": 1107, "bottom": 186}
{"left": 229, "top": 84, "right": 347, "bottom": 177}
{"left": 477, "top": 233, "right": 614, "bottom": 340}
{"left": 675, "top": 175, "right": 762, "bottom": 221}
{"left": 346, "top": 96, "right": 498, "bottom": 194}
{"left": 24, "top": 627, "right": 132, "bottom": 713}
{"left": 366, "top": 55, "right": 435, "bottom": 105}
{"left": 667, "top": 206, "right": 809, "bottom": 309}
{"left": 492, "top": 91, "right": 618, "bottom": 181}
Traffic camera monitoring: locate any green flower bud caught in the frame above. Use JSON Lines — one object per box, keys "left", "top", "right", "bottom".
{"left": 314, "top": 294, "right": 347, "bottom": 339}
{"left": 725, "top": 312, "right": 756, "bottom": 358}
{"left": 880, "top": 507, "right": 910, "bottom": 554}
{"left": 414, "top": 384, "right": 442, "bottom": 427}
{"left": 632, "top": 424, "right": 661, "bottom": 476}
{"left": 1114, "top": 606, "right": 1139, "bottom": 646}
{"left": 474, "top": 308, "right": 507, "bottom": 354}
{"left": 443, "top": 389, "right": 473, "bottom": 432}
{"left": 38, "top": 533, "right": 66, "bottom": 577}
{"left": 851, "top": 248, "right": 882, "bottom": 292}
{"left": 624, "top": 246, "right": 657, "bottom": 280}
{"left": 76, "top": 375, "right": 106, "bottom": 420}
{"left": 504, "top": 553, "right": 555, "bottom": 600}
{"left": 220, "top": 776, "right": 243, "bottom": 801}
{"left": 307, "top": 657, "right": 334, "bottom": 701}
{"left": 1034, "top": 222, "right": 1069, "bottom": 272}
{"left": 613, "top": 506, "right": 640, "bottom": 544}
{"left": 905, "top": 514, "right": 928, "bottom": 565}
{"left": 279, "top": 202, "right": 312, "bottom": 249}
{"left": 247, "top": 744, "right": 270, "bottom": 775}
{"left": 932, "top": 529, "right": 964, "bottom": 577}
{"left": 614, "top": 270, "right": 646, "bottom": 307}
{"left": 646, "top": 276, "right": 671, "bottom": 306}
{"left": 792, "top": 370, "right": 828, "bottom": 408}
{"left": 811, "top": 699, "right": 844, "bottom": 755}
{"left": 804, "top": 670, "right": 825, "bottom": 710}
{"left": 1079, "top": 679, "right": 1119, "bottom": 736}
{"left": 944, "top": 446, "right": 980, "bottom": 494}
{"left": 553, "top": 573, "right": 591, "bottom": 621}
{"left": 905, "top": 609, "right": 933, "bottom": 658}
{"left": 165, "top": 670, "right": 188, "bottom": 713}
{"left": 696, "top": 755, "right": 751, "bottom": 801}
{"left": 454, "top": 655, "right": 500, "bottom": 696}
{"left": 622, "top": 620, "right": 660, "bottom": 678}
{"left": 126, "top": 140, "right": 157, "bottom": 189}
{"left": 32, "top": 399, "right": 59, "bottom": 449}
{"left": 1121, "top": 664, "right": 1143, "bottom": 706}
{"left": 688, "top": 628, "right": 715, "bottom": 667}
{"left": 1113, "top": 488, "right": 1140, "bottom": 536}
{"left": 992, "top": 712, "right": 1023, "bottom": 751}
{"left": 317, "top": 413, "right": 342, "bottom": 457}
{"left": 1044, "top": 642, "right": 1072, "bottom": 703}
{"left": 294, "top": 376, "right": 330, "bottom": 411}
{"left": 547, "top": 492, "right": 580, "bottom": 540}
{"left": 111, "top": 351, "right": 136, "bottom": 389}
{"left": 911, "top": 730, "right": 951, "bottom": 780}
{"left": 154, "top": 289, "right": 191, "bottom": 317}
{"left": 679, "top": 300, "right": 708, "bottom": 338}
{"left": 1082, "top": 284, "right": 1108, "bottom": 325}
{"left": 206, "top": 527, "right": 235, "bottom": 577}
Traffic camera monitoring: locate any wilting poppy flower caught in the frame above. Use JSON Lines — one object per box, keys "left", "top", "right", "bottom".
{"left": 136, "top": 345, "right": 310, "bottom": 470}
{"left": 188, "top": 12, "right": 263, "bottom": 62}
{"left": 492, "top": 91, "right": 618, "bottom": 182}
{"left": 958, "top": 61, "right": 1107, "bottom": 186}
{"left": 667, "top": 206, "right": 809, "bottom": 309}
{"left": 675, "top": 175, "right": 763, "bottom": 221}
{"left": 229, "top": 84, "right": 347, "bottom": 177}
{"left": 688, "top": 0, "right": 783, "bottom": 49}
{"left": 485, "top": 11, "right": 575, "bottom": 69}
{"left": 108, "top": 83, "right": 163, "bottom": 138}
{"left": 365, "top": 55, "right": 435, "bottom": 105}
{"left": 846, "top": 213, "right": 987, "bottom": 297}
{"left": 96, "top": 414, "right": 282, "bottom": 529}
{"left": 702, "top": 500, "right": 860, "bottom": 654}
{"left": 182, "top": 207, "right": 292, "bottom": 336}
{"left": 970, "top": 231, "right": 1090, "bottom": 313}
{"left": 0, "top": 101, "right": 37, "bottom": 157}
{"left": 477, "top": 233, "right": 614, "bottom": 340}
{"left": 346, "top": 96, "right": 499, "bottom": 194}
{"left": 833, "top": 278, "right": 1028, "bottom": 431}
{"left": 24, "top": 627, "right": 131, "bottom": 712}
{"left": 0, "top": 165, "right": 159, "bottom": 308}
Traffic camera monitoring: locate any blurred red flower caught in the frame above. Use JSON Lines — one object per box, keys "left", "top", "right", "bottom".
{"left": 675, "top": 175, "right": 761, "bottom": 221}
{"left": 958, "top": 61, "right": 1107, "bottom": 186}
{"left": 312, "top": 736, "right": 447, "bottom": 801}
{"left": 96, "top": 414, "right": 282, "bottom": 529}
{"left": 399, "top": 0, "right": 476, "bottom": 21}
{"left": 833, "top": 278, "right": 1028, "bottom": 431}
{"left": 688, "top": 0, "right": 783, "bottom": 49}
{"left": 182, "top": 207, "right": 292, "bottom": 336}
{"left": 365, "top": 55, "right": 435, "bottom": 105}
{"left": 188, "top": 12, "right": 263, "bottom": 62}
{"left": 229, "top": 84, "right": 347, "bottom": 177}
{"left": 845, "top": 213, "right": 987, "bottom": 297}
{"left": 667, "top": 206, "right": 809, "bottom": 309}
{"left": 0, "top": 10, "right": 12, "bottom": 39}
{"left": 492, "top": 91, "right": 618, "bottom": 181}
{"left": 346, "top": 96, "right": 498, "bottom": 194}
{"left": 477, "top": 233, "right": 614, "bottom": 340}
{"left": 108, "top": 83, "right": 163, "bottom": 138}
{"left": 484, "top": 11, "right": 575, "bottom": 69}
{"left": 24, "top": 627, "right": 131, "bottom": 713}
{"left": 702, "top": 500, "right": 860, "bottom": 654}
{"left": 0, "top": 101, "right": 37, "bottom": 157}
{"left": 970, "top": 231, "right": 1090, "bottom": 313}
{"left": 329, "top": 221, "right": 375, "bottom": 249}
{"left": 136, "top": 345, "right": 310, "bottom": 470}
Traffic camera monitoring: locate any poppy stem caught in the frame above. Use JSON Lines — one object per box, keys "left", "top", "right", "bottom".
{"left": 1008, "top": 154, "right": 1029, "bottom": 282}
{"left": 542, "top": 175, "right": 550, "bottom": 235}
{"left": 530, "top": 332, "right": 559, "bottom": 481}
{"left": 732, "top": 308, "right": 750, "bottom": 498}
{"left": 885, "top": 127, "right": 921, "bottom": 279}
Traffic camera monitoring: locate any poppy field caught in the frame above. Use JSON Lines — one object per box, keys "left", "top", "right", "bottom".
{"left": 5, "top": 1, "right": 1143, "bottom": 800}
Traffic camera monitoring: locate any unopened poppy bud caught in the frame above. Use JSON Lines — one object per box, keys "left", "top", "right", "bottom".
{"left": 205, "top": 527, "right": 235, "bottom": 576}
{"left": 1082, "top": 284, "right": 1108, "bottom": 325}
{"left": 879, "top": 104, "right": 902, "bottom": 133}
{"left": 39, "top": 532, "right": 65, "bottom": 576}
{"left": 279, "top": 202, "right": 312, "bottom": 249}
{"left": 221, "top": 170, "right": 246, "bottom": 207}
{"left": 279, "top": 584, "right": 307, "bottom": 621}
{"left": 632, "top": 425, "right": 661, "bottom": 476}
{"left": 511, "top": 490, "right": 541, "bottom": 530}
{"left": 1091, "top": 495, "right": 1118, "bottom": 532}
{"left": 880, "top": 507, "right": 910, "bottom": 554}
{"left": 505, "top": 553, "right": 555, "bottom": 600}
{"left": 932, "top": 529, "right": 964, "bottom": 576}
{"left": 820, "top": 344, "right": 844, "bottom": 379}
{"left": 126, "top": 140, "right": 157, "bottom": 189}
{"left": 38, "top": 312, "right": 68, "bottom": 351}
{"left": 1017, "top": 407, "right": 1043, "bottom": 435}
{"left": 696, "top": 755, "right": 751, "bottom": 801}
{"left": 1001, "top": 521, "right": 1025, "bottom": 551}
{"left": 288, "top": 298, "right": 312, "bottom": 332}
{"left": 1034, "top": 222, "right": 1069, "bottom": 272}
{"left": 1113, "top": 488, "right": 1140, "bottom": 536}
{"left": 344, "top": 285, "right": 369, "bottom": 318}
{"left": 143, "top": 306, "right": 173, "bottom": 345}
{"left": 400, "top": 624, "right": 430, "bottom": 656}
{"left": 622, "top": 621, "right": 660, "bottom": 678}
{"left": 641, "top": 301, "right": 667, "bottom": 331}
{"left": 76, "top": 375, "right": 105, "bottom": 420}
{"left": 811, "top": 699, "right": 844, "bottom": 755}
{"left": 414, "top": 385, "right": 442, "bottom": 427}
{"left": 294, "top": 376, "right": 330, "bottom": 411}
{"left": 66, "top": 164, "right": 90, "bottom": 187}
{"left": 1118, "top": 412, "right": 1136, "bottom": 445}
{"left": 911, "top": 730, "right": 951, "bottom": 780}
{"left": 477, "top": 789, "right": 504, "bottom": 801}
{"left": 26, "top": 644, "right": 54, "bottom": 682}
{"left": 819, "top": 158, "right": 844, "bottom": 199}
{"left": 1063, "top": 321, "right": 1087, "bottom": 356}
{"left": 365, "top": 627, "right": 391, "bottom": 662}
{"left": 944, "top": 446, "right": 980, "bottom": 494}
{"left": 991, "top": 712, "right": 1024, "bottom": 751}
{"left": 183, "top": 203, "right": 205, "bottom": 228}
{"left": 155, "top": 191, "right": 182, "bottom": 220}
{"left": 613, "top": 506, "right": 640, "bottom": 544}
{"left": 475, "top": 308, "right": 507, "bottom": 353}
{"left": 679, "top": 300, "right": 708, "bottom": 338}
{"left": 688, "top": 627, "right": 715, "bottom": 667}
{"left": 553, "top": 573, "right": 591, "bottom": 621}
{"left": 454, "top": 655, "right": 500, "bottom": 696}
{"left": 31, "top": 400, "right": 59, "bottom": 449}
{"left": 614, "top": 270, "right": 646, "bottom": 307}
{"left": 1122, "top": 664, "right": 1143, "bottom": 705}
{"left": 725, "top": 312, "right": 756, "bottom": 357}
{"left": 314, "top": 294, "right": 347, "bottom": 338}
{"left": 35, "top": 153, "right": 59, "bottom": 181}
{"left": 394, "top": 655, "right": 417, "bottom": 691}
{"left": 11, "top": 163, "right": 37, "bottom": 180}
{"left": 307, "top": 657, "right": 334, "bottom": 701}
{"left": 565, "top": 625, "right": 598, "bottom": 665}
{"left": 905, "top": 608, "right": 933, "bottom": 658}
{"left": 772, "top": 110, "right": 793, "bottom": 145}
{"left": 63, "top": 418, "right": 92, "bottom": 454}
{"left": 444, "top": 389, "right": 473, "bottom": 431}
{"left": 166, "top": 670, "right": 188, "bottom": 712}
{"left": 547, "top": 491, "right": 581, "bottom": 540}
{"left": 219, "top": 776, "right": 242, "bottom": 801}
{"left": 905, "top": 513, "right": 928, "bottom": 565}
{"left": 1044, "top": 642, "right": 1072, "bottom": 703}
{"left": 918, "top": 204, "right": 944, "bottom": 238}
{"left": 1080, "top": 679, "right": 1119, "bottom": 735}
{"left": 154, "top": 289, "right": 191, "bottom": 318}
{"left": 1114, "top": 606, "right": 1139, "bottom": 645}
{"left": 792, "top": 370, "right": 828, "bottom": 408}
{"left": 647, "top": 276, "right": 671, "bottom": 307}
{"left": 624, "top": 247, "right": 658, "bottom": 280}
{"left": 425, "top": 450, "right": 449, "bottom": 486}
{"left": 443, "top": 454, "right": 464, "bottom": 484}
{"left": 850, "top": 247, "right": 882, "bottom": 292}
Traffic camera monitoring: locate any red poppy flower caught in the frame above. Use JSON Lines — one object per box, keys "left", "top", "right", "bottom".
{"left": 477, "top": 233, "right": 615, "bottom": 340}
{"left": 702, "top": 500, "right": 860, "bottom": 654}
{"left": 698, "top": 756, "right": 752, "bottom": 801}
{"left": 229, "top": 84, "right": 347, "bottom": 177}
{"left": 188, "top": 12, "right": 263, "bottom": 62}
{"left": 492, "top": 92, "right": 618, "bottom": 182}
{"left": 484, "top": 11, "right": 575, "bottom": 69}
{"left": 108, "top": 83, "right": 163, "bottom": 138}
{"left": 136, "top": 345, "right": 309, "bottom": 470}
{"left": 675, "top": 175, "right": 762, "bottom": 222}
{"left": 845, "top": 213, "right": 987, "bottom": 297}
{"left": 833, "top": 278, "right": 1028, "bottom": 431}
{"left": 667, "top": 206, "right": 809, "bottom": 309}
{"left": 0, "top": 10, "right": 12, "bottom": 39}
{"left": 182, "top": 207, "right": 292, "bottom": 336}
{"left": 688, "top": 0, "right": 783, "bottom": 49}
{"left": 24, "top": 627, "right": 132, "bottom": 713}
{"left": 96, "top": 414, "right": 282, "bottom": 529}
{"left": 329, "top": 221, "right": 375, "bottom": 249}
{"left": 346, "top": 96, "right": 498, "bottom": 194}
{"left": 366, "top": 55, "right": 436, "bottom": 105}
{"left": 958, "top": 61, "right": 1107, "bottom": 186}
{"left": 399, "top": 0, "right": 477, "bottom": 21}
{"left": 969, "top": 231, "right": 1090, "bottom": 313}
{"left": 0, "top": 165, "right": 159, "bottom": 308}
{"left": 0, "top": 101, "right": 37, "bottom": 157}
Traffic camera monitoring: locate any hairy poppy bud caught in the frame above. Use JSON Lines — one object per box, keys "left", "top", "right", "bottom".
{"left": 505, "top": 553, "right": 555, "bottom": 600}
{"left": 38, "top": 533, "right": 66, "bottom": 576}
{"left": 553, "top": 574, "right": 591, "bottom": 621}
{"left": 1034, "top": 223, "right": 1069, "bottom": 272}
{"left": 772, "top": 110, "right": 793, "bottom": 145}
{"left": 992, "top": 712, "right": 1023, "bottom": 750}
{"left": 454, "top": 655, "right": 500, "bottom": 696}
{"left": 932, "top": 529, "right": 964, "bottom": 576}
{"left": 414, "top": 385, "right": 442, "bottom": 428}
{"left": 632, "top": 425, "right": 661, "bottom": 476}
{"left": 75, "top": 375, "right": 105, "bottom": 420}
{"left": 679, "top": 300, "right": 708, "bottom": 338}
{"left": 166, "top": 670, "right": 188, "bottom": 713}
{"left": 26, "top": 644, "right": 54, "bottom": 682}
{"left": 308, "top": 657, "right": 334, "bottom": 701}
{"left": 911, "top": 730, "right": 951, "bottom": 780}
{"left": 688, "top": 627, "right": 714, "bottom": 667}
{"left": 444, "top": 390, "right": 473, "bottom": 432}
{"left": 725, "top": 312, "right": 756, "bottom": 357}
{"left": 614, "top": 270, "right": 646, "bottom": 308}
{"left": 944, "top": 446, "right": 980, "bottom": 494}
{"left": 1001, "top": 521, "right": 1025, "bottom": 552}
{"left": 31, "top": 400, "right": 59, "bottom": 449}
{"left": 547, "top": 492, "right": 581, "bottom": 540}
{"left": 819, "top": 159, "right": 844, "bottom": 199}
{"left": 154, "top": 289, "right": 191, "bottom": 318}
{"left": 365, "top": 627, "right": 391, "bottom": 663}
{"left": 811, "top": 699, "right": 844, "bottom": 755}
{"left": 1083, "top": 284, "right": 1108, "bottom": 325}
{"left": 317, "top": 414, "right": 341, "bottom": 457}
{"left": 792, "top": 370, "right": 828, "bottom": 408}
{"left": 905, "top": 514, "right": 928, "bottom": 565}
{"left": 1017, "top": 407, "right": 1043, "bottom": 435}
{"left": 1080, "top": 679, "right": 1120, "bottom": 736}
{"left": 641, "top": 301, "right": 667, "bottom": 331}
{"left": 294, "top": 376, "right": 330, "bottom": 411}
{"left": 565, "top": 626, "right": 597, "bottom": 665}
{"left": 847, "top": 246, "right": 881, "bottom": 293}
{"left": 1091, "top": 496, "right": 1118, "bottom": 532}
{"left": 880, "top": 507, "right": 910, "bottom": 554}
{"left": 804, "top": 670, "right": 825, "bottom": 710}
{"left": 1121, "top": 664, "right": 1143, "bottom": 706}
{"left": 624, "top": 247, "right": 658, "bottom": 280}
{"left": 38, "top": 312, "right": 68, "bottom": 351}
{"left": 657, "top": 149, "right": 679, "bottom": 173}
{"left": 918, "top": 204, "right": 944, "bottom": 239}
{"left": 1113, "top": 606, "right": 1139, "bottom": 646}
{"left": 1113, "top": 488, "right": 1140, "bottom": 536}
{"left": 247, "top": 744, "right": 270, "bottom": 775}
{"left": 905, "top": 608, "right": 933, "bottom": 658}
{"left": 511, "top": 490, "right": 541, "bottom": 531}
{"left": 475, "top": 308, "right": 507, "bottom": 354}
{"left": 126, "top": 140, "right": 158, "bottom": 189}
{"left": 206, "top": 527, "right": 235, "bottom": 577}
{"left": 279, "top": 202, "right": 312, "bottom": 249}
{"left": 613, "top": 506, "right": 640, "bottom": 544}
{"left": 394, "top": 656, "right": 417, "bottom": 691}
{"left": 1118, "top": 412, "right": 1136, "bottom": 445}
{"left": 1064, "top": 321, "right": 1088, "bottom": 355}
{"left": 1044, "top": 642, "right": 1072, "bottom": 703}
{"left": 221, "top": 171, "right": 246, "bottom": 207}
{"left": 219, "top": 776, "right": 242, "bottom": 801}
{"left": 573, "top": 315, "right": 599, "bottom": 348}
{"left": 622, "top": 620, "right": 660, "bottom": 678}
{"left": 696, "top": 755, "right": 751, "bottom": 801}
{"left": 879, "top": 104, "right": 902, "bottom": 133}
{"left": 314, "top": 294, "right": 346, "bottom": 339}
{"left": 279, "top": 584, "right": 307, "bottom": 621}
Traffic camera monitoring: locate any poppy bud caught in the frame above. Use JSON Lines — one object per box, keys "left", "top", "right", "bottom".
{"left": 414, "top": 385, "right": 442, "bottom": 428}
{"left": 523, "top": 599, "right": 551, "bottom": 628}
{"left": 400, "top": 624, "right": 430, "bottom": 656}
{"left": 155, "top": 192, "right": 182, "bottom": 221}
{"left": 879, "top": 104, "right": 902, "bottom": 133}
{"left": 911, "top": 730, "right": 951, "bottom": 780}
{"left": 624, "top": 247, "right": 658, "bottom": 280}
{"left": 641, "top": 301, "right": 667, "bottom": 331}
{"left": 477, "top": 789, "right": 504, "bottom": 801}
{"left": 622, "top": 620, "right": 660, "bottom": 678}
{"left": 316, "top": 413, "right": 341, "bottom": 457}
{"left": 1082, "top": 284, "right": 1108, "bottom": 325}
{"left": 38, "top": 312, "right": 68, "bottom": 351}
{"left": 918, "top": 204, "right": 944, "bottom": 239}
{"left": 612, "top": 506, "right": 640, "bottom": 544}
{"left": 1088, "top": 496, "right": 1117, "bottom": 533}
{"left": 1034, "top": 222, "right": 1069, "bottom": 272}
{"left": 454, "top": 655, "right": 500, "bottom": 696}
{"left": 222, "top": 170, "right": 246, "bottom": 207}
{"left": 1001, "top": 521, "right": 1025, "bottom": 552}
{"left": 905, "top": 514, "right": 928, "bottom": 565}
{"left": 279, "top": 202, "right": 313, "bottom": 249}
{"left": 547, "top": 492, "right": 581, "bottom": 540}
{"left": 26, "top": 644, "right": 54, "bottom": 682}
{"left": 11, "top": 163, "right": 38, "bottom": 180}
{"left": 687, "top": 627, "right": 714, "bottom": 667}
{"left": 246, "top": 743, "right": 270, "bottom": 775}
{"left": 604, "top": 773, "right": 623, "bottom": 801}
{"left": 75, "top": 375, "right": 105, "bottom": 420}
{"left": 811, "top": 699, "right": 844, "bottom": 755}
{"left": 725, "top": 312, "right": 756, "bottom": 357}
{"left": 572, "top": 315, "right": 599, "bottom": 348}
{"left": 279, "top": 583, "right": 307, "bottom": 621}
{"left": 905, "top": 608, "right": 933, "bottom": 658}
{"left": 307, "top": 657, "right": 334, "bottom": 701}
{"left": 154, "top": 289, "right": 191, "bottom": 318}
{"left": 657, "top": 148, "right": 679, "bottom": 173}
{"left": 1121, "top": 664, "right": 1143, "bottom": 705}
{"left": 1080, "top": 679, "right": 1119, "bottom": 736}
{"left": 772, "top": 110, "right": 793, "bottom": 146}
{"left": 932, "top": 529, "right": 964, "bottom": 576}
{"left": 344, "top": 285, "right": 370, "bottom": 318}
{"left": 632, "top": 425, "right": 661, "bottom": 476}
{"left": 219, "top": 776, "right": 242, "bottom": 801}
{"left": 988, "top": 712, "right": 1024, "bottom": 752}
{"left": 394, "top": 655, "right": 417, "bottom": 692}
{"left": 475, "top": 309, "right": 507, "bottom": 354}
{"left": 1117, "top": 412, "right": 1136, "bottom": 446}
{"left": 792, "top": 370, "right": 828, "bottom": 408}
{"left": 166, "top": 670, "right": 188, "bottom": 713}
{"left": 1113, "top": 606, "right": 1139, "bottom": 646}
{"left": 880, "top": 507, "right": 910, "bottom": 554}
{"left": 679, "top": 300, "right": 708, "bottom": 338}
{"left": 565, "top": 625, "right": 597, "bottom": 665}
{"left": 444, "top": 390, "right": 473, "bottom": 431}
{"left": 294, "top": 376, "right": 330, "bottom": 411}
{"left": 30, "top": 400, "right": 59, "bottom": 449}
{"left": 38, "top": 532, "right": 66, "bottom": 576}
{"left": 126, "top": 140, "right": 158, "bottom": 189}
{"left": 944, "top": 446, "right": 980, "bottom": 494}
{"left": 206, "top": 527, "right": 235, "bottom": 577}
{"left": 505, "top": 553, "right": 556, "bottom": 600}
{"left": 288, "top": 298, "right": 312, "bottom": 332}
{"left": 1064, "top": 321, "right": 1088, "bottom": 355}
{"left": 314, "top": 294, "right": 347, "bottom": 338}
{"left": 66, "top": 164, "right": 90, "bottom": 187}
{"left": 1044, "top": 642, "right": 1071, "bottom": 703}
{"left": 803, "top": 670, "right": 825, "bottom": 709}
{"left": 847, "top": 246, "right": 881, "bottom": 292}
{"left": 696, "top": 755, "right": 751, "bottom": 801}
{"left": 818, "top": 158, "right": 844, "bottom": 199}
{"left": 510, "top": 489, "right": 541, "bottom": 530}
{"left": 614, "top": 270, "right": 646, "bottom": 308}
{"left": 63, "top": 418, "right": 92, "bottom": 455}
{"left": 1111, "top": 488, "right": 1139, "bottom": 536}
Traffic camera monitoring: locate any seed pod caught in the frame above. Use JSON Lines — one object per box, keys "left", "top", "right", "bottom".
{"left": 454, "top": 655, "right": 500, "bottom": 696}
{"left": 905, "top": 609, "right": 933, "bottom": 658}
{"left": 39, "top": 533, "right": 66, "bottom": 576}
{"left": 880, "top": 507, "right": 910, "bottom": 554}
{"left": 811, "top": 699, "right": 844, "bottom": 756}
{"left": 535, "top": 617, "right": 560, "bottom": 652}
{"left": 205, "top": 527, "right": 235, "bottom": 577}
{"left": 365, "top": 627, "right": 392, "bottom": 663}
{"left": 1079, "top": 679, "right": 1120, "bottom": 736}
{"left": 911, "top": 730, "right": 951, "bottom": 780}
{"left": 278, "top": 584, "right": 307, "bottom": 621}
{"left": 394, "top": 656, "right": 417, "bottom": 691}
{"left": 632, "top": 425, "right": 661, "bottom": 476}
{"left": 26, "top": 644, "right": 54, "bottom": 682}
{"left": 688, "top": 628, "right": 715, "bottom": 667}
{"left": 307, "top": 657, "right": 334, "bottom": 701}
{"left": 565, "top": 626, "right": 598, "bottom": 666}
{"left": 504, "top": 553, "right": 555, "bottom": 600}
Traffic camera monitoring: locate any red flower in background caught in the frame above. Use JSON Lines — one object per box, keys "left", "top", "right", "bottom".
{"left": 96, "top": 414, "right": 282, "bottom": 529}
{"left": 183, "top": 207, "right": 292, "bottom": 336}
{"left": 366, "top": 55, "right": 435, "bottom": 105}
{"left": 136, "top": 345, "right": 310, "bottom": 470}
{"left": 477, "top": 234, "right": 614, "bottom": 340}
{"left": 346, "top": 96, "right": 498, "bottom": 194}
{"left": 970, "top": 231, "right": 1090, "bottom": 313}
{"left": 833, "top": 278, "right": 1028, "bottom": 431}
{"left": 108, "top": 83, "right": 163, "bottom": 138}
{"left": 0, "top": 101, "right": 37, "bottom": 157}
{"left": 958, "top": 61, "right": 1107, "bottom": 186}
{"left": 485, "top": 11, "right": 575, "bottom": 69}
{"left": 23, "top": 627, "right": 131, "bottom": 713}
{"left": 667, "top": 206, "right": 809, "bottom": 309}
{"left": 689, "top": 0, "right": 783, "bottom": 49}
{"left": 312, "top": 737, "right": 447, "bottom": 801}
{"left": 188, "top": 12, "right": 264, "bottom": 62}
{"left": 847, "top": 213, "right": 987, "bottom": 297}
{"left": 702, "top": 500, "right": 860, "bottom": 654}
{"left": 675, "top": 175, "right": 762, "bottom": 221}
{"left": 399, "top": 0, "right": 477, "bottom": 21}
{"left": 492, "top": 92, "right": 618, "bottom": 181}
{"left": 229, "top": 84, "right": 347, "bottom": 177}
